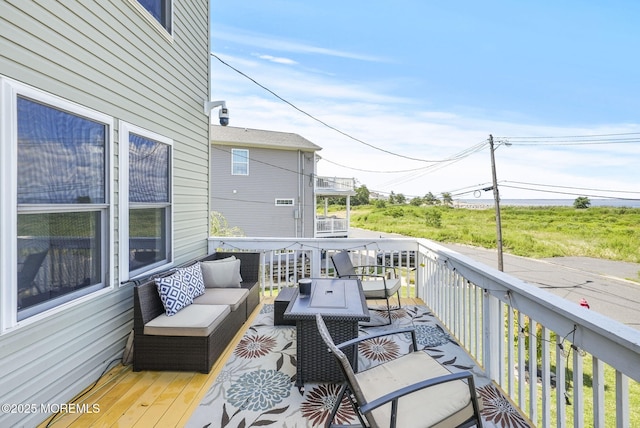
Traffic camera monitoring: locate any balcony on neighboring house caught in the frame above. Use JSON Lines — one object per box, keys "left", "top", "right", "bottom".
{"left": 315, "top": 175, "right": 356, "bottom": 237}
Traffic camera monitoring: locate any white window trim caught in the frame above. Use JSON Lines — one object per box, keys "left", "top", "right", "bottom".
{"left": 127, "top": 0, "right": 174, "bottom": 41}
{"left": 119, "top": 121, "right": 174, "bottom": 282}
{"left": 275, "top": 198, "right": 295, "bottom": 206}
{"left": 231, "top": 148, "right": 249, "bottom": 176}
{"left": 0, "top": 76, "right": 114, "bottom": 334}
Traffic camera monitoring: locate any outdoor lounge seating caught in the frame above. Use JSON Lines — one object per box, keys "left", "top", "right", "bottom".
{"left": 316, "top": 313, "right": 483, "bottom": 428}
{"left": 133, "top": 252, "right": 260, "bottom": 373}
{"left": 331, "top": 250, "right": 401, "bottom": 325}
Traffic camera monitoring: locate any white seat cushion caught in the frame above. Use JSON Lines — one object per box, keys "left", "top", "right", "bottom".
{"left": 192, "top": 288, "right": 249, "bottom": 311}
{"left": 144, "top": 304, "right": 230, "bottom": 337}
{"left": 361, "top": 277, "right": 401, "bottom": 299}
{"left": 356, "top": 351, "right": 474, "bottom": 428}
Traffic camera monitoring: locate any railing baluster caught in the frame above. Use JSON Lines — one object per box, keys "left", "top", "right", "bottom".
{"left": 529, "top": 319, "right": 538, "bottom": 425}
{"left": 556, "top": 335, "right": 567, "bottom": 427}
{"left": 518, "top": 312, "right": 526, "bottom": 409}
{"left": 615, "top": 371, "right": 629, "bottom": 428}
{"left": 541, "top": 326, "right": 551, "bottom": 428}
{"left": 508, "top": 307, "right": 515, "bottom": 398}
{"left": 593, "top": 357, "right": 604, "bottom": 428}
{"left": 573, "top": 346, "right": 584, "bottom": 428}
{"left": 499, "top": 300, "right": 505, "bottom": 388}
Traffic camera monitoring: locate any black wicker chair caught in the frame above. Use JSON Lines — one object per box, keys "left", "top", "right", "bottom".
{"left": 316, "top": 314, "right": 483, "bottom": 428}
{"left": 331, "top": 250, "right": 401, "bottom": 325}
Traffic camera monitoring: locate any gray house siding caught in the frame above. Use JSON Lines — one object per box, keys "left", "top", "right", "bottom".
{"left": 211, "top": 143, "right": 317, "bottom": 237}
{"left": 0, "top": 1, "right": 210, "bottom": 426}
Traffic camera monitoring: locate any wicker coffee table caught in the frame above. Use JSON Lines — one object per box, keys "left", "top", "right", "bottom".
{"left": 283, "top": 278, "right": 369, "bottom": 387}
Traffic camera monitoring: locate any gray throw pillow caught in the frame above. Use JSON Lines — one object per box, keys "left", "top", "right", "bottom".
{"left": 200, "top": 256, "right": 243, "bottom": 288}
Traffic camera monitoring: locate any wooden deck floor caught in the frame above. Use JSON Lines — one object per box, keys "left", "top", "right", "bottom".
{"left": 38, "top": 297, "right": 425, "bottom": 427}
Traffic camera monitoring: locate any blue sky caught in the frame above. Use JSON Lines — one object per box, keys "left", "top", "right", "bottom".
{"left": 209, "top": 1, "right": 640, "bottom": 201}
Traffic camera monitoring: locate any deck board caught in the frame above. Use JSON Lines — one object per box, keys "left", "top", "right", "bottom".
{"left": 38, "top": 296, "right": 418, "bottom": 427}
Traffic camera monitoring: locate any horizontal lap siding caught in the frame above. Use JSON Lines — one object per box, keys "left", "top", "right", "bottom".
{"left": 211, "top": 146, "right": 310, "bottom": 237}
{"left": 0, "top": 0, "right": 209, "bottom": 426}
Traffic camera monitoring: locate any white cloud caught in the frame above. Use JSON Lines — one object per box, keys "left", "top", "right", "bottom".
{"left": 254, "top": 54, "right": 298, "bottom": 65}
{"left": 213, "top": 25, "right": 388, "bottom": 62}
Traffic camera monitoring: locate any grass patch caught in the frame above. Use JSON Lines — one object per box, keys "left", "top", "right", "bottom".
{"left": 348, "top": 205, "right": 640, "bottom": 263}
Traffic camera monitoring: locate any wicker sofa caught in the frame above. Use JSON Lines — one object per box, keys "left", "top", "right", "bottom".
{"left": 133, "top": 252, "right": 260, "bottom": 373}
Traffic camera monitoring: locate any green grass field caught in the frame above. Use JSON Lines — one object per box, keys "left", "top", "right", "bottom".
{"left": 347, "top": 204, "right": 640, "bottom": 265}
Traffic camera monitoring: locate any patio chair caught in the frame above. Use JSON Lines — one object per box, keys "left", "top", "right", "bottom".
{"left": 331, "top": 250, "right": 401, "bottom": 325}
{"left": 316, "top": 314, "right": 483, "bottom": 428}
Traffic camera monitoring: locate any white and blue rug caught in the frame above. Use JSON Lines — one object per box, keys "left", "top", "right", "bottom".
{"left": 187, "top": 304, "right": 531, "bottom": 427}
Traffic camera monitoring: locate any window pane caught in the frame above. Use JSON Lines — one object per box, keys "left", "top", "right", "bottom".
{"left": 129, "top": 133, "right": 169, "bottom": 203}
{"left": 137, "top": 0, "right": 171, "bottom": 32}
{"left": 17, "top": 211, "right": 102, "bottom": 314}
{"left": 232, "top": 149, "right": 248, "bottom": 175}
{"left": 129, "top": 207, "right": 167, "bottom": 271}
{"left": 17, "top": 97, "right": 106, "bottom": 204}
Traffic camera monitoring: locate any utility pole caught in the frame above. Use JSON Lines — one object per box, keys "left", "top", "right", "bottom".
{"left": 489, "top": 134, "right": 504, "bottom": 271}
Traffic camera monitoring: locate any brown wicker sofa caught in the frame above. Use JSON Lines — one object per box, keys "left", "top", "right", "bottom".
{"left": 133, "top": 252, "right": 260, "bottom": 373}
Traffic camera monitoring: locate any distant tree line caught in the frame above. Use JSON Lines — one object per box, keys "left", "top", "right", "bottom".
{"left": 321, "top": 185, "right": 453, "bottom": 207}
{"left": 324, "top": 187, "right": 592, "bottom": 210}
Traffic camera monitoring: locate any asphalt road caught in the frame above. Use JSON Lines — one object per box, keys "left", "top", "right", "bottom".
{"left": 350, "top": 228, "right": 640, "bottom": 330}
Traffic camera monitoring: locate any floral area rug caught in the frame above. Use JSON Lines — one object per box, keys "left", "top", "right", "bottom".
{"left": 187, "top": 304, "right": 531, "bottom": 428}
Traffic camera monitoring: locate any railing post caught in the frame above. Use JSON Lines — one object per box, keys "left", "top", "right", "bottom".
{"left": 483, "top": 289, "right": 500, "bottom": 382}
{"left": 616, "top": 372, "right": 629, "bottom": 428}
{"left": 310, "top": 247, "right": 321, "bottom": 277}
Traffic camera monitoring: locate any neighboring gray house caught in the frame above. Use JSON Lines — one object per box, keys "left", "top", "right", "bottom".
{"left": 211, "top": 126, "right": 322, "bottom": 238}
{"left": 0, "top": 1, "right": 213, "bottom": 425}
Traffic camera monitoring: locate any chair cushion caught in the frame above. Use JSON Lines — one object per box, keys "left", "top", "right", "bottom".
{"left": 144, "top": 304, "right": 231, "bottom": 337}
{"left": 192, "top": 288, "right": 249, "bottom": 311}
{"left": 200, "top": 257, "right": 243, "bottom": 288}
{"left": 361, "top": 278, "right": 401, "bottom": 299}
{"left": 356, "top": 351, "right": 474, "bottom": 428}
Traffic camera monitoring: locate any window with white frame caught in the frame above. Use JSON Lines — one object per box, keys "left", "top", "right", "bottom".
{"left": 275, "top": 199, "right": 294, "bottom": 206}
{"left": 231, "top": 148, "right": 249, "bottom": 175}
{"left": 0, "top": 77, "right": 112, "bottom": 325}
{"left": 136, "top": 0, "right": 172, "bottom": 33}
{"left": 119, "top": 122, "right": 172, "bottom": 280}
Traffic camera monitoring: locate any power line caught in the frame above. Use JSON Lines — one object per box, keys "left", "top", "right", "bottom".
{"left": 320, "top": 157, "right": 427, "bottom": 173}
{"left": 378, "top": 140, "right": 489, "bottom": 189}
{"left": 211, "top": 52, "right": 470, "bottom": 164}
{"left": 444, "top": 179, "right": 640, "bottom": 201}
{"left": 500, "top": 183, "right": 640, "bottom": 201}
{"left": 501, "top": 132, "right": 640, "bottom": 139}
{"left": 505, "top": 181, "right": 640, "bottom": 195}
{"left": 498, "top": 132, "right": 640, "bottom": 146}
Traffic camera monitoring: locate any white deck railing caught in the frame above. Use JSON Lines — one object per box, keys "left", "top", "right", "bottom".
{"left": 315, "top": 216, "right": 349, "bottom": 237}
{"left": 208, "top": 236, "right": 640, "bottom": 428}
{"left": 315, "top": 176, "right": 355, "bottom": 192}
